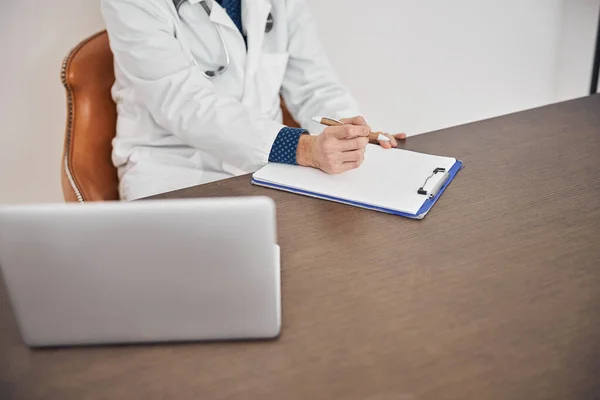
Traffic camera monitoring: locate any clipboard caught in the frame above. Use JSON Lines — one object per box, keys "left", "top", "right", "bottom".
{"left": 252, "top": 145, "right": 463, "bottom": 219}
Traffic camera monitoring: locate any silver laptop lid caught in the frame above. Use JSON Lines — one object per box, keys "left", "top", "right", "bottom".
{"left": 0, "top": 196, "right": 280, "bottom": 346}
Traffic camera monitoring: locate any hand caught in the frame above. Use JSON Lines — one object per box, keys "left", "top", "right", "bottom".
{"left": 341, "top": 116, "right": 406, "bottom": 149}
{"left": 296, "top": 123, "right": 369, "bottom": 174}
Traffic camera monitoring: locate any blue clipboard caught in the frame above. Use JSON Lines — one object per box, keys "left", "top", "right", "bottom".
{"left": 252, "top": 160, "right": 463, "bottom": 219}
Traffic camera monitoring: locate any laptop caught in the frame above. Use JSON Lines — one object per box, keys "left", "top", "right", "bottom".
{"left": 0, "top": 196, "right": 281, "bottom": 347}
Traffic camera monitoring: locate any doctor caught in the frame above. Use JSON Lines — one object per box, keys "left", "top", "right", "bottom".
{"left": 102, "top": 0, "right": 405, "bottom": 200}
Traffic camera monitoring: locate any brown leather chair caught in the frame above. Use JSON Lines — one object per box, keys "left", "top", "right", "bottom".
{"left": 61, "top": 30, "right": 300, "bottom": 202}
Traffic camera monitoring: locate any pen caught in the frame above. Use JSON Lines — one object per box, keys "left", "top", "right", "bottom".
{"left": 312, "top": 116, "right": 390, "bottom": 142}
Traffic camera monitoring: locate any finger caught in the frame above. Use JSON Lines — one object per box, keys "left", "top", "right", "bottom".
{"left": 331, "top": 125, "right": 370, "bottom": 139}
{"left": 394, "top": 133, "right": 407, "bottom": 140}
{"left": 339, "top": 116, "right": 370, "bottom": 129}
{"left": 339, "top": 136, "right": 369, "bottom": 152}
{"left": 357, "top": 148, "right": 366, "bottom": 165}
{"left": 387, "top": 134, "right": 398, "bottom": 147}
{"left": 379, "top": 140, "right": 392, "bottom": 149}
{"left": 379, "top": 133, "right": 400, "bottom": 148}
{"left": 340, "top": 149, "right": 363, "bottom": 162}
{"left": 336, "top": 161, "right": 361, "bottom": 174}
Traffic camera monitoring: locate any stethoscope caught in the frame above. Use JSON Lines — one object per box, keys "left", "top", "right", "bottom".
{"left": 173, "top": 0, "right": 274, "bottom": 79}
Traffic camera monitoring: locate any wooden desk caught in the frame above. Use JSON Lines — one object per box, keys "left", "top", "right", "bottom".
{"left": 2, "top": 96, "right": 600, "bottom": 400}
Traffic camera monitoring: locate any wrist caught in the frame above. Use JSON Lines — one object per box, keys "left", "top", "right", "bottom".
{"left": 296, "top": 134, "right": 316, "bottom": 168}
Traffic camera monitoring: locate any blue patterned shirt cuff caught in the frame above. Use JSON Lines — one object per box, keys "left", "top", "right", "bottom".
{"left": 268, "top": 127, "right": 307, "bottom": 165}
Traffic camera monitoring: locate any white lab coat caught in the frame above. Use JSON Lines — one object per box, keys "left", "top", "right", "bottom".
{"left": 101, "top": 0, "right": 360, "bottom": 200}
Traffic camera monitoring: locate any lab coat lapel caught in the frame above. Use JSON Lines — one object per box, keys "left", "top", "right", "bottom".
{"left": 206, "top": 0, "right": 239, "bottom": 31}
{"left": 242, "top": 0, "right": 271, "bottom": 79}
{"left": 183, "top": 0, "right": 239, "bottom": 32}
{"left": 192, "top": 0, "right": 247, "bottom": 69}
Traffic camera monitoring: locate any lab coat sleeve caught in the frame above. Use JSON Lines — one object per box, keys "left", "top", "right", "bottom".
{"left": 101, "top": 0, "right": 283, "bottom": 171}
{"left": 280, "top": 0, "right": 362, "bottom": 133}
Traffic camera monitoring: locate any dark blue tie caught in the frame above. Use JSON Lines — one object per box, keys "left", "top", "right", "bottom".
{"left": 215, "top": 0, "right": 243, "bottom": 35}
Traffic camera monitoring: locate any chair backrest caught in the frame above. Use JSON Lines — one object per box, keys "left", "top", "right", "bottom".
{"left": 61, "top": 30, "right": 300, "bottom": 202}
{"left": 61, "top": 31, "right": 119, "bottom": 202}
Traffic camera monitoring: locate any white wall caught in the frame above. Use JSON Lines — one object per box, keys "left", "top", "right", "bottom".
{"left": 306, "top": 0, "right": 600, "bottom": 135}
{"left": 0, "top": 0, "right": 598, "bottom": 204}
{"left": 0, "top": 1, "right": 105, "bottom": 204}
{"left": 554, "top": 0, "right": 600, "bottom": 99}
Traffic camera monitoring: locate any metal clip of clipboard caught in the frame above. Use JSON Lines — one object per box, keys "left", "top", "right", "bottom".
{"left": 417, "top": 167, "right": 450, "bottom": 199}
